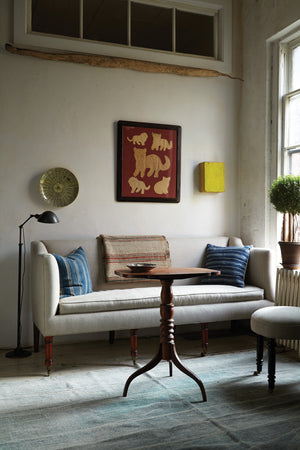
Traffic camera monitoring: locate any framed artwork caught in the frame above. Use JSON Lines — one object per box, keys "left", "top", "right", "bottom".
{"left": 117, "top": 120, "right": 181, "bottom": 202}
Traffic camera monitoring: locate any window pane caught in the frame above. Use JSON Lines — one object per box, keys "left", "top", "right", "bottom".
{"left": 292, "top": 45, "right": 300, "bottom": 91}
{"left": 131, "top": 3, "right": 172, "bottom": 52}
{"left": 176, "top": 10, "right": 214, "bottom": 57}
{"left": 83, "top": 0, "right": 128, "bottom": 45}
{"left": 288, "top": 150, "right": 300, "bottom": 175}
{"left": 31, "top": 0, "right": 80, "bottom": 38}
{"left": 286, "top": 93, "right": 300, "bottom": 147}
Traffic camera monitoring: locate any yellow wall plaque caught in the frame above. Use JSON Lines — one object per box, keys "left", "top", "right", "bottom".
{"left": 199, "top": 162, "right": 225, "bottom": 193}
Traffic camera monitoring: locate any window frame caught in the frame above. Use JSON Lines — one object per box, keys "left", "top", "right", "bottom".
{"left": 266, "top": 23, "right": 300, "bottom": 249}
{"left": 13, "top": 0, "right": 232, "bottom": 73}
{"left": 281, "top": 37, "right": 300, "bottom": 175}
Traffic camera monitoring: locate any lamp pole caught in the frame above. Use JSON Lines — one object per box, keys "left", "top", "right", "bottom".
{"left": 6, "top": 211, "right": 59, "bottom": 358}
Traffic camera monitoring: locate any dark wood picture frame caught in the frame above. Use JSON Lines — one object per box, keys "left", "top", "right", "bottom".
{"left": 117, "top": 120, "right": 181, "bottom": 202}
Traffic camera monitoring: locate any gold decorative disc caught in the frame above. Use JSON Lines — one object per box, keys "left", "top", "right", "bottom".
{"left": 40, "top": 168, "right": 79, "bottom": 207}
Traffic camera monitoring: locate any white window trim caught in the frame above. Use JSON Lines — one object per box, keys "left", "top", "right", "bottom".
{"left": 13, "top": 0, "right": 232, "bottom": 73}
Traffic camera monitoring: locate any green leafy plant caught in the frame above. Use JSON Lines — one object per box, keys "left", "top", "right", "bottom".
{"left": 269, "top": 175, "right": 300, "bottom": 242}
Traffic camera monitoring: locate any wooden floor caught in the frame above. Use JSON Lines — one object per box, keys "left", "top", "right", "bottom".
{"left": 0, "top": 328, "right": 258, "bottom": 378}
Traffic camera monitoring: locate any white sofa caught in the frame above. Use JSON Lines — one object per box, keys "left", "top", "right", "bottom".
{"left": 31, "top": 236, "right": 275, "bottom": 374}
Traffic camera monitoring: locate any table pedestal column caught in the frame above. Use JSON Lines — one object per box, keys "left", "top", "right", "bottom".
{"left": 123, "top": 279, "right": 207, "bottom": 401}
{"left": 160, "top": 280, "right": 175, "bottom": 360}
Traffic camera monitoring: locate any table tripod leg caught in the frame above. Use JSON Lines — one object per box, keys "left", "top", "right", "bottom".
{"left": 170, "top": 345, "right": 207, "bottom": 402}
{"left": 123, "top": 345, "right": 162, "bottom": 397}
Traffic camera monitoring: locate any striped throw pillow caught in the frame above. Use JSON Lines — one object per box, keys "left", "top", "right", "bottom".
{"left": 53, "top": 247, "right": 93, "bottom": 298}
{"left": 201, "top": 244, "right": 252, "bottom": 288}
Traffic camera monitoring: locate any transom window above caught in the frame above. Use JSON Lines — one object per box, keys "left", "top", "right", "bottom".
{"left": 14, "top": 0, "right": 232, "bottom": 73}
{"left": 30, "top": 0, "right": 216, "bottom": 58}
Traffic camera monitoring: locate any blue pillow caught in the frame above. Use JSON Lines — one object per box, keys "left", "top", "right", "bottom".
{"left": 201, "top": 244, "right": 252, "bottom": 288}
{"left": 53, "top": 247, "right": 93, "bottom": 298}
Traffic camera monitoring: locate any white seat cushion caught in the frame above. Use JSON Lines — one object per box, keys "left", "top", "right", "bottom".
{"left": 58, "top": 284, "right": 264, "bottom": 315}
{"left": 251, "top": 306, "right": 300, "bottom": 339}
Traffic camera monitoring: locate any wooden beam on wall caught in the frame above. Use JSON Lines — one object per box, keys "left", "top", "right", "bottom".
{"left": 6, "top": 44, "right": 242, "bottom": 80}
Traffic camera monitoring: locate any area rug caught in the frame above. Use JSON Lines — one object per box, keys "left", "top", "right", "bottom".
{"left": 1, "top": 334, "right": 300, "bottom": 449}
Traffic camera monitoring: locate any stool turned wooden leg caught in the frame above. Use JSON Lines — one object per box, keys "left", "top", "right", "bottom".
{"left": 254, "top": 334, "right": 264, "bottom": 375}
{"left": 45, "top": 336, "right": 53, "bottom": 376}
{"left": 268, "top": 338, "right": 276, "bottom": 391}
{"left": 130, "top": 329, "right": 138, "bottom": 365}
{"left": 33, "top": 323, "right": 40, "bottom": 353}
{"left": 201, "top": 323, "right": 208, "bottom": 356}
{"left": 109, "top": 330, "right": 115, "bottom": 344}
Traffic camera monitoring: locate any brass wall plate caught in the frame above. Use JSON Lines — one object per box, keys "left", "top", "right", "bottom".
{"left": 40, "top": 167, "right": 79, "bottom": 207}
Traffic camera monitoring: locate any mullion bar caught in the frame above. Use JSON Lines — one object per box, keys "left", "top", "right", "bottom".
{"left": 80, "top": 0, "right": 83, "bottom": 39}
{"left": 128, "top": 1, "right": 131, "bottom": 46}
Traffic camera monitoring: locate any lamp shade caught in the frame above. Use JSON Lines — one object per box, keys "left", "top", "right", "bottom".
{"left": 36, "top": 211, "right": 59, "bottom": 224}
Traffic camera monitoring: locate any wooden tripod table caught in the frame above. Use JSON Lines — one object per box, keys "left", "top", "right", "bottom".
{"left": 115, "top": 267, "right": 220, "bottom": 401}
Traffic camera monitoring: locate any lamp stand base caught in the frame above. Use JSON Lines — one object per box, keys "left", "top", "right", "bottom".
{"left": 6, "top": 347, "right": 32, "bottom": 358}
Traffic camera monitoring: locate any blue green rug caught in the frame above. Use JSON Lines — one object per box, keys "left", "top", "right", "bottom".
{"left": 1, "top": 334, "right": 300, "bottom": 449}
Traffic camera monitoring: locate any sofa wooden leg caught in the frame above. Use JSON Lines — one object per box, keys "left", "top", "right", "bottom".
{"left": 130, "top": 329, "right": 138, "bottom": 365}
{"left": 109, "top": 330, "right": 115, "bottom": 344}
{"left": 45, "top": 336, "right": 53, "bottom": 376}
{"left": 33, "top": 323, "right": 40, "bottom": 352}
{"left": 201, "top": 323, "right": 208, "bottom": 356}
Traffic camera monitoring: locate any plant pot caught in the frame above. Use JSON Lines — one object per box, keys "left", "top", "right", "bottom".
{"left": 279, "top": 241, "right": 300, "bottom": 269}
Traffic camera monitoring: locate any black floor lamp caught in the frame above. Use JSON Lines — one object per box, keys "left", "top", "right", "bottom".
{"left": 6, "top": 211, "right": 59, "bottom": 358}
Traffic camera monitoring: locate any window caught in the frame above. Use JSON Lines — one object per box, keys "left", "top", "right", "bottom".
{"left": 13, "top": 0, "right": 232, "bottom": 73}
{"left": 131, "top": 3, "right": 173, "bottom": 52}
{"left": 281, "top": 40, "right": 300, "bottom": 175}
{"left": 176, "top": 9, "right": 214, "bottom": 57}
{"left": 31, "top": 0, "right": 81, "bottom": 38}
{"left": 31, "top": 0, "right": 215, "bottom": 58}
{"left": 268, "top": 29, "right": 300, "bottom": 247}
{"left": 83, "top": 0, "right": 128, "bottom": 45}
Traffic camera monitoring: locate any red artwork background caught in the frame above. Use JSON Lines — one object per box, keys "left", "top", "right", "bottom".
{"left": 117, "top": 121, "right": 181, "bottom": 202}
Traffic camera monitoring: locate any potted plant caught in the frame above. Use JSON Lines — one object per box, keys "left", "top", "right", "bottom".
{"left": 269, "top": 175, "right": 300, "bottom": 269}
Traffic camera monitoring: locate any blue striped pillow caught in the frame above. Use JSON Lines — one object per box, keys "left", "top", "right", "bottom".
{"left": 202, "top": 244, "right": 252, "bottom": 288}
{"left": 53, "top": 247, "right": 93, "bottom": 298}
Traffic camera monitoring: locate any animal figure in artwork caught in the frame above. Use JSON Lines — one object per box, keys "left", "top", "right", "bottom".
{"left": 133, "top": 147, "right": 171, "bottom": 178}
{"left": 128, "top": 177, "right": 150, "bottom": 194}
{"left": 154, "top": 177, "right": 171, "bottom": 195}
{"left": 151, "top": 132, "right": 173, "bottom": 151}
{"left": 127, "top": 132, "right": 148, "bottom": 146}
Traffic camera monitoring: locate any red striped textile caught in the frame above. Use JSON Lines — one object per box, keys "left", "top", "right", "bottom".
{"left": 100, "top": 235, "right": 171, "bottom": 282}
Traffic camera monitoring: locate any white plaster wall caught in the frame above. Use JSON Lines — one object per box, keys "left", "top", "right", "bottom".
{"left": 240, "top": 0, "right": 300, "bottom": 248}
{"left": 0, "top": 2, "right": 241, "bottom": 348}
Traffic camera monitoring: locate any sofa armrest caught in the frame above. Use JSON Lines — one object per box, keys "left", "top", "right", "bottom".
{"left": 246, "top": 248, "right": 276, "bottom": 302}
{"left": 31, "top": 241, "right": 60, "bottom": 335}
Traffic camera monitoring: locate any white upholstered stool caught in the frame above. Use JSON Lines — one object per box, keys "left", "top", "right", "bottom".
{"left": 251, "top": 306, "right": 300, "bottom": 391}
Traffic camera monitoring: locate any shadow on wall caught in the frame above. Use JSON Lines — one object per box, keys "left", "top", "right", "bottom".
{"left": 0, "top": 253, "right": 19, "bottom": 346}
{"left": 193, "top": 164, "right": 200, "bottom": 196}
{"left": 29, "top": 172, "right": 48, "bottom": 207}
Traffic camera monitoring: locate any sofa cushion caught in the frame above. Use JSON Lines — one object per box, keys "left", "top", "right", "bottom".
{"left": 202, "top": 244, "right": 252, "bottom": 288}
{"left": 53, "top": 247, "right": 93, "bottom": 298}
{"left": 58, "top": 284, "right": 264, "bottom": 314}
